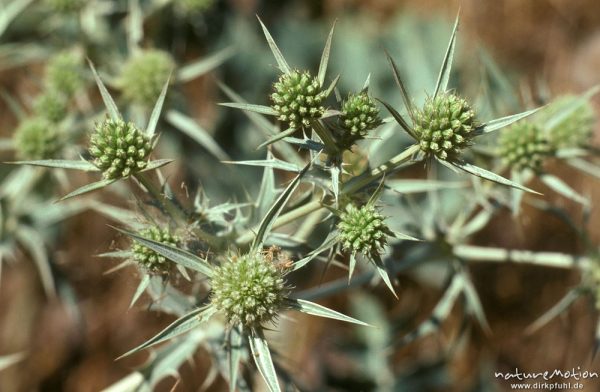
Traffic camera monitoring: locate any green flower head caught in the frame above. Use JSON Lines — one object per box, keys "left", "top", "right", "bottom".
{"left": 14, "top": 117, "right": 65, "bottom": 160}
{"left": 89, "top": 118, "right": 153, "bottom": 180}
{"left": 339, "top": 92, "right": 382, "bottom": 142}
{"left": 338, "top": 203, "right": 392, "bottom": 258}
{"left": 540, "top": 95, "right": 596, "bottom": 149}
{"left": 120, "top": 50, "right": 175, "bottom": 107}
{"left": 132, "top": 226, "right": 180, "bottom": 274}
{"left": 414, "top": 93, "right": 477, "bottom": 160}
{"left": 46, "top": 52, "right": 85, "bottom": 97}
{"left": 499, "top": 122, "right": 552, "bottom": 171}
{"left": 270, "top": 70, "right": 327, "bottom": 130}
{"left": 33, "top": 92, "right": 68, "bottom": 123}
{"left": 210, "top": 249, "right": 289, "bottom": 328}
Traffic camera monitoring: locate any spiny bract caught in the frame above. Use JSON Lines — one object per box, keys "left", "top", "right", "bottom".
{"left": 45, "top": 52, "right": 84, "bottom": 97}
{"left": 338, "top": 204, "right": 391, "bottom": 257}
{"left": 132, "top": 226, "right": 179, "bottom": 274}
{"left": 270, "top": 70, "right": 326, "bottom": 130}
{"left": 14, "top": 117, "right": 65, "bottom": 160}
{"left": 89, "top": 118, "right": 153, "bottom": 180}
{"left": 499, "top": 122, "right": 552, "bottom": 171}
{"left": 210, "top": 251, "right": 288, "bottom": 328}
{"left": 540, "top": 95, "right": 596, "bottom": 149}
{"left": 120, "top": 50, "right": 175, "bottom": 107}
{"left": 414, "top": 93, "right": 477, "bottom": 160}
{"left": 33, "top": 92, "right": 68, "bottom": 123}
{"left": 339, "top": 92, "right": 382, "bottom": 144}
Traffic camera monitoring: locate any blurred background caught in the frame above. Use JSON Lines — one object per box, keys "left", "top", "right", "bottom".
{"left": 1, "top": 0, "right": 600, "bottom": 391}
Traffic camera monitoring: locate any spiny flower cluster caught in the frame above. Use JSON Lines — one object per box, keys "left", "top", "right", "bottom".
{"left": 499, "top": 122, "right": 552, "bottom": 171}
{"left": 120, "top": 50, "right": 175, "bottom": 107}
{"left": 132, "top": 227, "right": 180, "bottom": 274}
{"left": 45, "top": 52, "right": 85, "bottom": 98}
{"left": 339, "top": 92, "right": 382, "bottom": 145}
{"left": 541, "top": 95, "right": 596, "bottom": 149}
{"left": 89, "top": 118, "right": 153, "bottom": 179}
{"left": 270, "top": 70, "right": 327, "bottom": 130}
{"left": 33, "top": 92, "right": 68, "bottom": 123}
{"left": 14, "top": 118, "right": 65, "bottom": 160}
{"left": 210, "top": 249, "right": 289, "bottom": 328}
{"left": 45, "top": 0, "right": 84, "bottom": 13}
{"left": 338, "top": 203, "right": 392, "bottom": 258}
{"left": 414, "top": 93, "right": 477, "bottom": 160}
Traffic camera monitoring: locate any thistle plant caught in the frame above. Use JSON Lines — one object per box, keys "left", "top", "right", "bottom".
{"left": 499, "top": 121, "right": 552, "bottom": 172}
{"left": 119, "top": 50, "right": 176, "bottom": 107}
{"left": 14, "top": 118, "right": 65, "bottom": 160}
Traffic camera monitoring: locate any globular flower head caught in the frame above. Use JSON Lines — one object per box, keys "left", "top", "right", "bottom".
{"left": 499, "top": 122, "right": 552, "bottom": 171}
{"left": 44, "top": 0, "right": 84, "bottom": 13}
{"left": 132, "top": 226, "right": 180, "bottom": 274}
{"left": 414, "top": 93, "right": 477, "bottom": 160}
{"left": 14, "top": 117, "right": 65, "bottom": 160}
{"left": 270, "top": 70, "right": 327, "bottom": 130}
{"left": 540, "top": 95, "right": 596, "bottom": 149}
{"left": 89, "top": 118, "right": 153, "bottom": 180}
{"left": 120, "top": 50, "right": 175, "bottom": 107}
{"left": 46, "top": 52, "right": 85, "bottom": 97}
{"left": 339, "top": 92, "right": 382, "bottom": 144}
{"left": 210, "top": 249, "right": 289, "bottom": 328}
{"left": 176, "top": 0, "right": 214, "bottom": 13}
{"left": 338, "top": 203, "right": 392, "bottom": 258}
{"left": 33, "top": 92, "right": 68, "bottom": 123}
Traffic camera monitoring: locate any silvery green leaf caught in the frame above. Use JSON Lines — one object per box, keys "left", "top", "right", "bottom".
{"left": 166, "top": 110, "right": 229, "bottom": 160}
{"left": 318, "top": 21, "right": 336, "bottom": 87}
{"left": 251, "top": 162, "right": 311, "bottom": 251}
{"left": 96, "top": 250, "right": 133, "bottom": 259}
{"left": 249, "top": 329, "right": 281, "bottom": 392}
{"left": 453, "top": 244, "right": 589, "bottom": 269}
{"left": 228, "top": 327, "right": 243, "bottom": 392}
{"left": 99, "top": 373, "right": 144, "bottom": 392}
{"left": 0, "top": 352, "right": 25, "bottom": 372}
{"left": 176, "top": 46, "right": 235, "bottom": 83}
{"left": 127, "top": 0, "right": 143, "bottom": 50}
{"left": 543, "top": 85, "right": 600, "bottom": 131}
{"left": 59, "top": 178, "right": 117, "bottom": 201}
{"left": 130, "top": 274, "right": 151, "bottom": 308}
{"left": 457, "top": 271, "right": 490, "bottom": 333}
{"left": 348, "top": 253, "right": 357, "bottom": 282}
{"left": 31, "top": 199, "right": 89, "bottom": 227}
{"left": 433, "top": 12, "right": 459, "bottom": 98}
{"left": 384, "top": 50, "right": 415, "bottom": 121}
{"left": 87, "top": 201, "right": 140, "bottom": 226}
{"left": 113, "top": 227, "right": 213, "bottom": 277}
{"left": 387, "top": 179, "right": 466, "bottom": 193}
{"left": 146, "top": 76, "right": 171, "bottom": 138}
{"left": 399, "top": 272, "right": 463, "bottom": 345}
{"left": 567, "top": 158, "right": 600, "bottom": 180}
{"left": 257, "top": 16, "right": 291, "bottom": 74}
{"left": 476, "top": 107, "right": 541, "bottom": 134}
{"left": 219, "top": 102, "right": 278, "bottom": 116}
{"left": 540, "top": 173, "right": 590, "bottom": 207}
{"left": 449, "top": 160, "right": 541, "bottom": 194}
{"left": 88, "top": 60, "right": 121, "bottom": 121}
{"left": 391, "top": 231, "right": 421, "bottom": 242}
{"left": 525, "top": 288, "right": 582, "bottom": 335}
{"left": 293, "top": 230, "right": 339, "bottom": 271}
{"left": 139, "top": 159, "right": 174, "bottom": 173}
{"left": 322, "top": 74, "right": 340, "bottom": 99}
{"left": 223, "top": 159, "right": 300, "bottom": 172}
{"left": 330, "top": 164, "right": 340, "bottom": 202}
{"left": 118, "top": 306, "right": 216, "bottom": 359}
{"left": 372, "top": 254, "right": 398, "bottom": 299}
{"left": 286, "top": 298, "right": 371, "bottom": 326}
{"left": 0, "top": 0, "right": 33, "bottom": 37}
{"left": 282, "top": 137, "right": 325, "bottom": 151}
{"left": 377, "top": 99, "right": 417, "bottom": 140}
{"left": 15, "top": 226, "right": 54, "bottom": 296}
{"left": 8, "top": 159, "right": 100, "bottom": 171}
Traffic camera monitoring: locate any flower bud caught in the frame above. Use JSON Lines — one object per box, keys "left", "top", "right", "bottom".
{"left": 339, "top": 92, "right": 382, "bottom": 144}
{"left": 14, "top": 118, "right": 65, "bottom": 160}
{"left": 540, "top": 95, "right": 596, "bottom": 149}
{"left": 338, "top": 203, "right": 391, "bottom": 257}
{"left": 33, "top": 92, "right": 68, "bottom": 123}
{"left": 132, "top": 226, "right": 180, "bottom": 274}
{"left": 45, "top": 52, "right": 84, "bottom": 97}
{"left": 271, "top": 70, "right": 326, "bottom": 130}
{"left": 120, "top": 50, "right": 175, "bottom": 107}
{"left": 499, "top": 122, "right": 552, "bottom": 171}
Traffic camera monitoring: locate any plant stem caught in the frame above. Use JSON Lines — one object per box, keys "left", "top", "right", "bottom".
{"left": 134, "top": 172, "right": 186, "bottom": 223}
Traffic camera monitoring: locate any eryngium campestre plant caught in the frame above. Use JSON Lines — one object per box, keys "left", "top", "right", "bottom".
{"left": 33, "top": 92, "right": 68, "bottom": 123}
{"left": 120, "top": 50, "right": 175, "bottom": 107}
{"left": 210, "top": 250, "right": 288, "bottom": 328}
{"left": 414, "top": 93, "right": 477, "bottom": 160}
{"left": 270, "top": 70, "right": 327, "bottom": 130}
{"left": 14, "top": 118, "right": 64, "bottom": 160}
{"left": 132, "top": 226, "right": 180, "bottom": 274}
{"left": 89, "top": 118, "right": 153, "bottom": 179}
{"left": 499, "top": 122, "right": 552, "bottom": 171}
{"left": 338, "top": 203, "right": 392, "bottom": 258}
{"left": 46, "top": 52, "right": 84, "bottom": 97}
{"left": 541, "top": 95, "right": 596, "bottom": 149}
{"left": 339, "top": 92, "right": 382, "bottom": 145}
